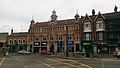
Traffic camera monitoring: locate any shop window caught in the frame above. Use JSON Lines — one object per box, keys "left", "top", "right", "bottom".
{"left": 84, "top": 33, "right": 92, "bottom": 40}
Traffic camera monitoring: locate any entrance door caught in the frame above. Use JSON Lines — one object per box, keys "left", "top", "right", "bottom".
{"left": 30, "top": 44, "right": 32, "bottom": 52}
{"left": 34, "top": 47, "right": 39, "bottom": 53}
{"left": 41, "top": 47, "right": 47, "bottom": 50}
{"left": 76, "top": 44, "right": 80, "bottom": 52}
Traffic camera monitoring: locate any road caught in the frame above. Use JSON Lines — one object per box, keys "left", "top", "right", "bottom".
{"left": 0, "top": 54, "right": 120, "bottom": 68}
{"left": 0, "top": 54, "right": 91, "bottom": 68}
{"left": 74, "top": 58, "right": 120, "bottom": 68}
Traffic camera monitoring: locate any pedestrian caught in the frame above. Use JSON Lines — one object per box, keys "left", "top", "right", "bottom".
{"left": 115, "top": 47, "right": 120, "bottom": 55}
{"left": 115, "top": 47, "right": 120, "bottom": 59}
{"left": 3, "top": 51, "right": 6, "bottom": 57}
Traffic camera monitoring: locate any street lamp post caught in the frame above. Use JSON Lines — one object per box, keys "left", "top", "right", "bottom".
{"left": 66, "top": 26, "right": 69, "bottom": 57}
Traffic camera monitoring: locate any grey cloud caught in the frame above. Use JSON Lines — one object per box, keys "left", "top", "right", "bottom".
{"left": 0, "top": 0, "right": 120, "bottom": 32}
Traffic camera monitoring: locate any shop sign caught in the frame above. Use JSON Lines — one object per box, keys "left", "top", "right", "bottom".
{"left": 83, "top": 43, "right": 91, "bottom": 45}
{"left": 34, "top": 42, "right": 40, "bottom": 46}
{"left": 41, "top": 42, "right": 47, "bottom": 46}
{"left": 67, "top": 41, "right": 73, "bottom": 49}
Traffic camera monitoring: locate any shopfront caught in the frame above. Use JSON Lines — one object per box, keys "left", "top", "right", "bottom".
{"left": 97, "top": 42, "right": 108, "bottom": 54}
{"left": 83, "top": 42, "right": 93, "bottom": 57}
{"left": 67, "top": 41, "right": 74, "bottom": 52}
{"left": 33, "top": 42, "right": 40, "bottom": 53}
{"left": 57, "top": 41, "right": 64, "bottom": 53}
{"left": 41, "top": 42, "right": 47, "bottom": 50}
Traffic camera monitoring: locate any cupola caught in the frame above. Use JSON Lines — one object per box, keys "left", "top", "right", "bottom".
{"left": 74, "top": 9, "right": 79, "bottom": 21}
{"left": 51, "top": 10, "right": 58, "bottom": 22}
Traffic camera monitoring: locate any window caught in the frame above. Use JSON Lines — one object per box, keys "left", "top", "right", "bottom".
{"left": 97, "top": 32, "right": 103, "bottom": 40}
{"left": 51, "top": 28, "right": 53, "bottom": 31}
{"left": 43, "top": 36, "right": 47, "bottom": 41}
{"left": 9, "top": 40, "right": 12, "bottom": 44}
{"left": 50, "top": 37, "right": 53, "bottom": 40}
{"left": 58, "top": 26, "right": 64, "bottom": 31}
{"left": 76, "top": 33, "right": 79, "bottom": 40}
{"left": 84, "top": 22, "right": 91, "bottom": 30}
{"left": 14, "top": 40, "right": 17, "bottom": 44}
{"left": 68, "top": 34, "right": 73, "bottom": 40}
{"left": 96, "top": 21, "right": 104, "bottom": 29}
{"left": 42, "top": 28, "right": 48, "bottom": 32}
{"left": 19, "top": 40, "right": 21, "bottom": 43}
{"left": 58, "top": 35, "right": 62, "bottom": 40}
{"left": 50, "top": 34, "right": 54, "bottom": 40}
{"left": 75, "top": 25, "right": 79, "bottom": 30}
{"left": 29, "top": 37, "right": 32, "bottom": 41}
{"left": 23, "top": 40, "right": 25, "bottom": 43}
{"left": 35, "top": 35, "right": 39, "bottom": 41}
{"left": 84, "top": 33, "right": 91, "bottom": 40}
{"left": 68, "top": 26, "right": 73, "bottom": 30}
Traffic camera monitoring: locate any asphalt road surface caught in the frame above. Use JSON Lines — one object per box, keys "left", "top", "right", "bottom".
{"left": 74, "top": 58, "right": 120, "bottom": 68}
{"left": 0, "top": 54, "right": 91, "bottom": 68}
{"left": 0, "top": 54, "right": 120, "bottom": 68}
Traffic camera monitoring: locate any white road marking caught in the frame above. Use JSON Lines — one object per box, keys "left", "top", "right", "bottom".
{"left": 48, "top": 58, "right": 92, "bottom": 68}
{"left": 16, "top": 58, "right": 28, "bottom": 68}
{"left": 40, "top": 62, "right": 55, "bottom": 68}
{"left": 56, "top": 58, "right": 92, "bottom": 68}
{"left": 0, "top": 57, "right": 6, "bottom": 66}
{"left": 48, "top": 59, "right": 82, "bottom": 68}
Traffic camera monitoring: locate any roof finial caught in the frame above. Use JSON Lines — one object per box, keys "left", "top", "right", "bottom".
{"left": 92, "top": 9, "right": 95, "bottom": 15}
{"left": 11, "top": 28, "right": 13, "bottom": 35}
{"left": 75, "top": 9, "right": 79, "bottom": 16}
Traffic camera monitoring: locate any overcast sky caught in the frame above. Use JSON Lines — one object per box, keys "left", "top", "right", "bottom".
{"left": 0, "top": 0, "right": 120, "bottom": 33}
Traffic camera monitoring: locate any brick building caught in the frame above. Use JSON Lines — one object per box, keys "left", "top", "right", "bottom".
{"left": 28, "top": 6, "right": 120, "bottom": 57}
{"left": 7, "top": 29, "right": 28, "bottom": 52}
{"left": 3, "top": 6, "right": 119, "bottom": 57}
{"left": 28, "top": 10, "right": 81, "bottom": 54}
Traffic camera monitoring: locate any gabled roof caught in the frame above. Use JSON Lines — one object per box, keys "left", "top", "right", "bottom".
{"left": 82, "top": 14, "right": 93, "bottom": 23}
{"left": 94, "top": 11, "right": 105, "bottom": 22}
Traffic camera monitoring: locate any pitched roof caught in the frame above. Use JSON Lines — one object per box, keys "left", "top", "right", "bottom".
{"left": 9, "top": 32, "right": 28, "bottom": 37}
{"left": 103, "top": 12, "right": 120, "bottom": 19}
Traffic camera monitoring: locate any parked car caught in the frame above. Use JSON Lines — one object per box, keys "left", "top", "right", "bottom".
{"left": 40, "top": 50, "right": 50, "bottom": 55}
{"left": 18, "top": 50, "right": 31, "bottom": 55}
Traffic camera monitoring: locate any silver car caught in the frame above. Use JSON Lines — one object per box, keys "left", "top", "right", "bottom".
{"left": 18, "top": 50, "right": 31, "bottom": 55}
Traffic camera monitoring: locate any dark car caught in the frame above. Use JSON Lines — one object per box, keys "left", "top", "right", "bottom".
{"left": 18, "top": 50, "right": 31, "bottom": 55}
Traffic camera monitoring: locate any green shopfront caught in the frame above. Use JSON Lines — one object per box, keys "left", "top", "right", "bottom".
{"left": 82, "top": 41, "right": 93, "bottom": 57}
